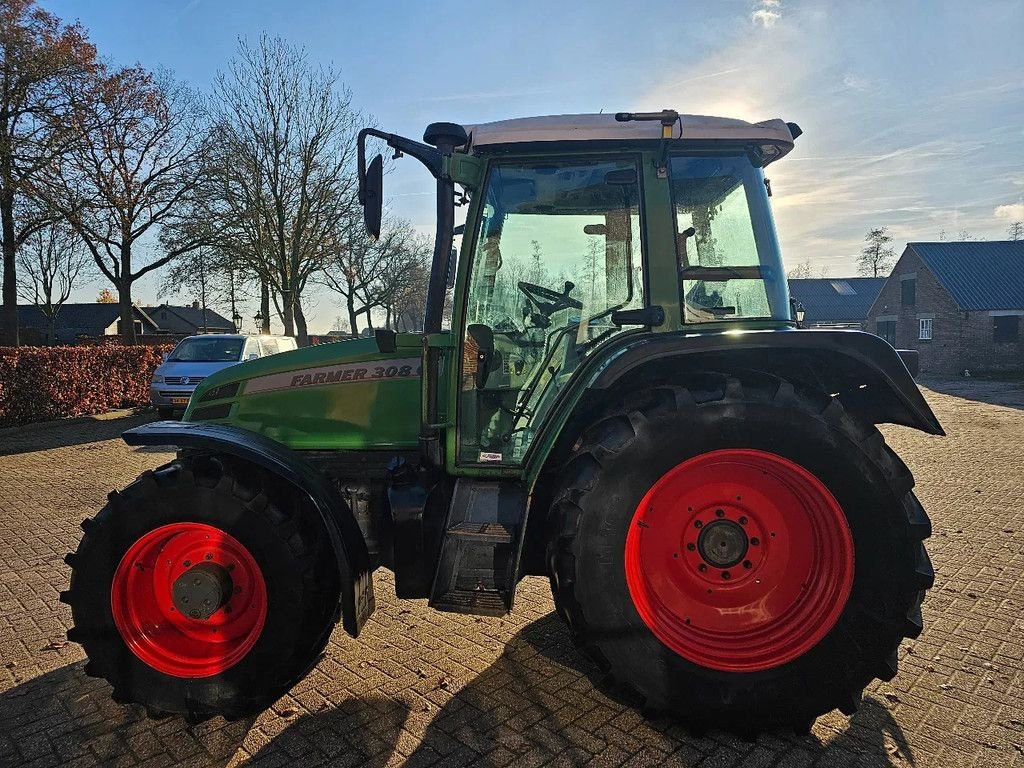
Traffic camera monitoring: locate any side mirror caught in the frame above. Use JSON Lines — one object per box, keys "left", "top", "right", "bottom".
{"left": 446, "top": 247, "right": 457, "bottom": 290}
{"left": 363, "top": 154, "right": 384, "bottom": 239}
{"left": 247, "top": 353, "right": 258, "bottom": 361}
{"left": 161, "top": 352, "right": 169, "bottom": 362}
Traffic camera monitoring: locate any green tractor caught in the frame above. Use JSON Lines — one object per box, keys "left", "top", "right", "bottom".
{"left": 63, "top": 110, "right": 940, "bottom": 731}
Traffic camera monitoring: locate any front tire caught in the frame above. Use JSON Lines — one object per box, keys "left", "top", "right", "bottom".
{"left": 62, "top": 455, "right": 340, "bottom": 722}
{"left": 546, "top": 375, "right": 933, "bottom": 731}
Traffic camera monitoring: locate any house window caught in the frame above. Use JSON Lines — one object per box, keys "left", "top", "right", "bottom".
{"left": 901, "top": 279, "right": 916, "bottom": 306}
{"left": 993, "top": 315, "right": 1020, "bottom": 343}
{"left": 877, "top": 320, "right": 897, "bottom": 347}
{"left": 918, "top": 318, "right": 933, "bottom": 341}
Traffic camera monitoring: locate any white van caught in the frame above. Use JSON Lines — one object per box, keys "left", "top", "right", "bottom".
{"left": 150, "top": 334, "right": 297, "bottom": 418}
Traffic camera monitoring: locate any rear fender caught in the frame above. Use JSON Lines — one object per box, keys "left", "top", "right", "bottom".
{"left": 525, "top": 329, "right": 942, "bottom": 484}
{"left": 122, "top": 421, "right": 374, "bottom": 637}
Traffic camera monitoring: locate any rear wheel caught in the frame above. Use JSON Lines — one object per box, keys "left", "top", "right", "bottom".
{"left": 62, "top": 455, "right": 340, "bottom": 722}
{"left": 546, "top": 375, "right": 933, "bottom": 730}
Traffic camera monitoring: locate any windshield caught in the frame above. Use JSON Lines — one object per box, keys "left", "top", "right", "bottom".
{"left": 169, "top": 337, "right": 244, "bottom": 363}
{"left": 671, "top": 154, "right": 789, "bottom": 322}
{"left": 459, "top": 156, "right": 645, "bottom": 465}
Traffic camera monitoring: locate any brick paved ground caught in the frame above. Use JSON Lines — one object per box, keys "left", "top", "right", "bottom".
{"left": 0, "top": 380, "right": 1022, "bottom": 767}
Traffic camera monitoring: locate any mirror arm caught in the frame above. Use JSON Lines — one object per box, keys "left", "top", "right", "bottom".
{"left": 358, "top": 128, "right": 443, "bottom": 204}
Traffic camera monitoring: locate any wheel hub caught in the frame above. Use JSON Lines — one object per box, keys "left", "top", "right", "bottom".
{"left": 110, "top": 522, "right": 268, "bottom": 678}
{"left": 172, "top": 562, "right": 234, "bottom": 620}
{"left": 697, "top": 519, "right": 748, "bottom": 568}
{"left": 623, "top": 449, "right": 855, "bottom": 672}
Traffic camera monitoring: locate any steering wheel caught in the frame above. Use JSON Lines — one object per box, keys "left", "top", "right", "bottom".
{"left": 518, "top": 280, "right": 583, "bottom": 317}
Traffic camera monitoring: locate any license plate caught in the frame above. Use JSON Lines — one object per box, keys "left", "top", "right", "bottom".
{"left": 171, "top": 397, "right": 190, "bottom": 406}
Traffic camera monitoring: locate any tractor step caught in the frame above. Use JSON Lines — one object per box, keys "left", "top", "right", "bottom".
{"left": 429, "top": 479, "right": 528, "bottom": 617}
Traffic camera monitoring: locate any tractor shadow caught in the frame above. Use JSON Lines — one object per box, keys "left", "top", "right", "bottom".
{"left": 0, "top": 659, "right": 410, "bottom": 767}
{"left": 0, "top": 661, "right": 253, "bottom": 767}
{"left": 245, "top": 613, "right": 916, "bottom": 767}
{"left": 0, "top": 619, "right": 915, "bottom": 766}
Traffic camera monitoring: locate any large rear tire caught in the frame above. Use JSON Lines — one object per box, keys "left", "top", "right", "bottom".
{"left": 62, "top": 455, "right": 340, "bottom": 722}
{"left": 546, "top": 374, "right": 933, "bottom": 731}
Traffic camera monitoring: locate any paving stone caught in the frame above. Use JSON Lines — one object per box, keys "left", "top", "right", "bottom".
{"left": 0, "top": 381, "right": 1022, "bottom": 766}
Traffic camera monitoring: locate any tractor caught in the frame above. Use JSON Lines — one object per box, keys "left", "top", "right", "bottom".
{"left": 63, "top": 110, "right": 940, "bottom": 731}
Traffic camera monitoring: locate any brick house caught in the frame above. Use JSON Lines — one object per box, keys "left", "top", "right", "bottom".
{"left": 788, "top": 277, "right": 884, "bottom": 329}
{"left": 866, "top": 241, "right": 1024, "bottom": 375}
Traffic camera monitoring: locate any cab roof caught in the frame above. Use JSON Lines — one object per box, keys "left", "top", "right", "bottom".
{"left": 463, "top": 112, "right": 799, "bottom": 164}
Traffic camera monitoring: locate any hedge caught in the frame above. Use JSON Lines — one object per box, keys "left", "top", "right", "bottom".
{"left": 0, "top": 344, "right": 173, "bottom": 428}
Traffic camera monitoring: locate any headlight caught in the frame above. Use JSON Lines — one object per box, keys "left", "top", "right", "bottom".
{"left": 152, "top": 375, "right": 164, "bottom": 384}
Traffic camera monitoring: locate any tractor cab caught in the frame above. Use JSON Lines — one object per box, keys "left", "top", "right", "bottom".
{"left": 358, "top": 110, "right": 800, "bottom": 468}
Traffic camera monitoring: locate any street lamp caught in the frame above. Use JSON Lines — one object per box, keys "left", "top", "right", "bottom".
{"left": 254, "top": 310, "right": 264, "bottom": 334}
{"left": 232, "top": 311, "right": 242, "bottom": 333}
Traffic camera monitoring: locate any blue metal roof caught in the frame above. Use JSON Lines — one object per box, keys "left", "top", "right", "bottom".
{"left": 910, "top": 241, "right": 1024, "bottom": 311}
{"left": 787, "top": 278, "right": 885, "bottom": 324}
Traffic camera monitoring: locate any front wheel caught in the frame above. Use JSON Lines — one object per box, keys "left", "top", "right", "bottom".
{"left": 62, "top": 456, "right": 340, "bottom": 722}
{"left": 546, "top": 375, "right": 933, "bottom": 731}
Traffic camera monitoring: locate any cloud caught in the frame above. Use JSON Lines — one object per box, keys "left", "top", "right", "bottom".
{"left": 995, "top": 203, "right": 1024, "bottom": 220}
{"left": 752, "top": 0, "right": 781, "bottom": 28}
{"left": 842, "top": 73, "right": 871, "bottom": 91}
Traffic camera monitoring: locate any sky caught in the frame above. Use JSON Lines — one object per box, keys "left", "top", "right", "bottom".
{"left": 48, "top": 0, "right": 1024, "bottom": 333}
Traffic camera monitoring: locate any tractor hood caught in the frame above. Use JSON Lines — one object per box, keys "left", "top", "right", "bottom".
{"left": 184, "top": 333, "right": 426, "bottom": 451}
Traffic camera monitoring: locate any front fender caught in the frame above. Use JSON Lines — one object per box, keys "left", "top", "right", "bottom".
{"left": 122, "top": 421, "right": 374, "bottom": 637}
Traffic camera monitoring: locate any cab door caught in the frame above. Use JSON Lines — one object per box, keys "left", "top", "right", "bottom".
{"left": 450, "top": 154, "right": 648, "bottom": 471}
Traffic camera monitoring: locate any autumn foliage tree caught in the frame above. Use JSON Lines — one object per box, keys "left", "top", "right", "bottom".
{"left": 46, "top": 67, "right": 208, "bottom": 343}
{"left": 0, "top": 0, "right": 100, "bottom": 345}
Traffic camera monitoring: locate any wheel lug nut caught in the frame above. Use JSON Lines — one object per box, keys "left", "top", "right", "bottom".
{"left": 739, "top": 516, "right": 748, "bottom": 525}
{"left": 743, "top": 560, "right": 752, "bottom": 569}
{"left": 750, "top": 537, "right": 759, "bottom": 546}
{"left": 715, "top": 509, "right": 725, "bottom": 518}
{"left": 694, "top": 520, "right": 703, "bottom": 529}
{"left": 698, "top": 563, "right": 707, "bottom": 573}
{"left": 205, "top": 553, "right": 213, "bottom": 560}
{"left": 189, "top": 609, "right": 200, "bottom": 619}
{"left": 721, "top": 571, "right": 731, "bottom": 580}
{"left": 183, "top": 560, "right": 191, "bottom": 567}
{"left": 686, "top": 543, "right": 696, "bottom": 551}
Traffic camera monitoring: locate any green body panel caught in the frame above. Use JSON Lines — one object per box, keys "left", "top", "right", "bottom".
{"left": 185, "top": 334, "right": 424, "bottom": 451}
{"left": 185, "top": 144, "right": 792, "bottom": 483}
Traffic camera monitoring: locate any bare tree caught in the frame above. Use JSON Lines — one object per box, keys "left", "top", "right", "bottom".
{"left": 0, "top": 0, "right": 100, "bottom": 345}
{"left": 858, "top": 227, "right": 896, "bottom": 277}
{"left": 203, "top": 35, "right": 362, "bottom": 345}
{"left": 379, "top": 232, "right": 431, "bottom": 331}
{"left": 16, "top": 220, "right": 90, "bottom": 343}
{"left": 44, "top": 67, "right": 208, "bottom": 343}
{"left": 320, "top": 218, "right": 421, "bottom": 334}
{"left": 1007, "top": 221, "right": 1024, "bottom": 241}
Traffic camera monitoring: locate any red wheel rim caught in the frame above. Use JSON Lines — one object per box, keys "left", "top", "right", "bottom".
{"left": 110, "top": 523, "right": 267, "bottom": 677}
{"left": 624, "top": 449, "right": 854, "bottom": 672}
